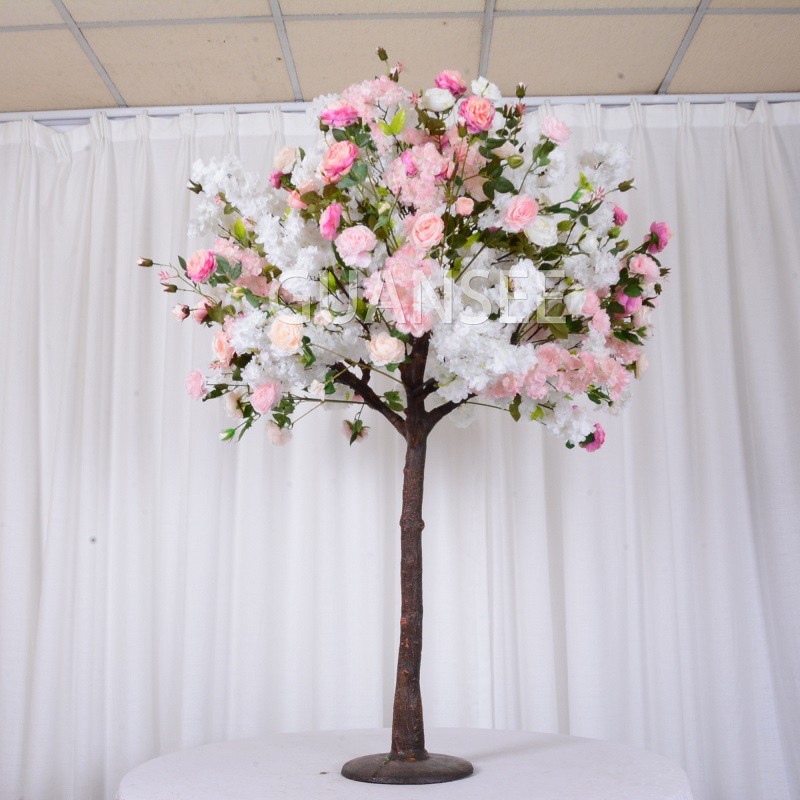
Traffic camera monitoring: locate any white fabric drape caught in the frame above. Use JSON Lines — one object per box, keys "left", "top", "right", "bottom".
{"left": 1, "top": 101, "right": 798, "bottom": 800}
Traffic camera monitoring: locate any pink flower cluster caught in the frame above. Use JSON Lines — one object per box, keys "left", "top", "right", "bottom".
{"left": 384, "top": 142, "right": 451, "bottom": 212}
{"left": 363, "top": 244, "right": 436, "bottom": 337}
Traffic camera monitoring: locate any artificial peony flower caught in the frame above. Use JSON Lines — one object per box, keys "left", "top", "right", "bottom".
{"left": 421, "top": 88, "right": 456, "bottom": 112}
{"left": 500, "top": 194, "right": 539, "bottom": 233}
{"left": 581, "top": 423, "right": 606, "bottom": 452}
{"left": 525, "top": 215, "right": 558, "bottom": 248}
{"left": 335, "top": 225, "right": 377, "bottom": 268}
{"left": 459, "top": 95, "right": 496, "bottom": 133}
{"left": 613, "top": 204, "right": 628, "bottom": 226}
{"left": 628, "top": 253, "right": 660, "bottom": 283}
{"left": 410, "top": 213, "right": 445, "bottom": 250}
{"left": 269, "top": 316, "right": 303, "bottom": 353}
{"left": 172, "top": 304, "right": 189, "bottom": 321}
{"left": 186, "top": 249, "right": 217, "bottom": 283}
{"left": 273, "top": 146, "right": 298, "bottom": 174}
{"left": 455, "top": 197, "right": 474, "bottom": 216}
{"left": 319, "top": 203, "right": 343, "bottom": 240}
{"left": 541, "top": 116, "right": 570, "bottom": 144}
{"left": 266, "top": 420, "right": 292, "bottom": 445}
{"left": 185, "top": 370, "right": 207, "bottom": 400}
{"left": 320, "top": 101, "right": 359, "bottom": 128}
{"left": 320, "top": 140, "right": 359, "bottom": 183}
{"left": 435, "top": 69, "right": 467, "bottom": 96}
{"left": 251, "top": 382, "right": 281, "bottom": 414}
{"left": 367, "top": 331, "right": 406, "bottom": 366}
{"left": 647, "top": 221, "right": 673, "bottom": 253}
{"left": 191, "top": 298, "right": 212, "bottom": 324}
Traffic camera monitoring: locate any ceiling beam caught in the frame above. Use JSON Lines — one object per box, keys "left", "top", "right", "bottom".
{"left": 269, "top": 0, "right": 303, "bottom": 102}
{"left": 658, "top": 0, "right": 711, "bottom": 95}
{"left": 479, "top": 0, "right": 496, "bottom": 78}
{"left": 49, "top": 0, "right": 127, "bottom": 107}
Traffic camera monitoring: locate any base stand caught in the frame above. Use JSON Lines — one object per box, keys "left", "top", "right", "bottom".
{"left": 341, "top": 752, "right": 474, "bottom": 784}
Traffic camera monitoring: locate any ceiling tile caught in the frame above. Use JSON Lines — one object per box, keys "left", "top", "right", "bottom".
{"left": 669, "top": 15, "right": 800, "bottom": 92}
{"left": 0, "top": 29, "right": 116, "bottom": 111}
{"left": 64, "top": 0, "right": 270, "bottom": 23}
{"left": 0, "top": 0, "right": 64, "bottom": 26}
{"left": 287, "top": 17, "right": 482, "bottom": 100}
{"left": 497, "top": 0, "right": 693, "bottom": 9}
{"left": 281, "top": 0, "right": 483, "bottom": 13}
{"left": 84, "top": 23, "right": 292, "bottom": 106}
{"left": 709, "top": 0, "right": 800, "bottom": 7}
{"left": 488, "top": 14, "right": 691, "bottom": 95}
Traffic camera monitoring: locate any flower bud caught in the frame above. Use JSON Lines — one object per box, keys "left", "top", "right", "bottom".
{"left": 516, "top": 83, "right": 527, "bottom": 99}
{"left": 507, "top": 155, "right": 524, "bottom": 169}
{"left": 138, "top": 257, "right": 153, "bottom": 267}
{"left": 376, "top": 47, "right": 388, "bottom": 62}
{"left": 162, "top": 283, "right": 178, "bottom": 293}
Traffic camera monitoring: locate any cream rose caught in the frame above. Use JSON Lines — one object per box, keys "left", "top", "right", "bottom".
{"left": 273, "top": 146, "right": 298, "bottom": 174}
{"left": 421, "top": 88, "right": 455, "bottom": 113}
{"left": 525, "top": 215, "right": 558, "bottom": 248}
{"left": 367, "top": 331, "right": 406, "bottom": 366}
{"left": 269, "top": 316, "right": 303, "bottom": 353}
{"left": 410, "top": 213, "right": 445, "bottom": 251}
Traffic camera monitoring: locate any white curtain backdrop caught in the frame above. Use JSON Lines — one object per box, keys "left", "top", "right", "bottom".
{"left": 1, "top": 101, "right": 798, "bottom": 800}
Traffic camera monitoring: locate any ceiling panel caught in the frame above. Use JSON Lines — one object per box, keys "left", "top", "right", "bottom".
{"left": 709, "top": 0, "right": 800, "bottom": 7}
{"left": 281, "top": 0, "right": 483, "bottom": 14}
{"left": 84, "top": 22, "right": 292, "bottom": 106}
{"left": 64, "top": 0, "right": 271, "bottom": 23}
{"left": 0, "top": 29, "right": 116, "bottom": 111}
{"left": 287, "top": 17, "right": 482, "bottom": 100}
{"left": 670, "top": 14, "right": 800, "bottom": 92}
{"left": 0, "top": 0, "right": 63, "bottom": 26}
{"left": 497, "top": 0, "right": 693, "bottom": 8}
{"left": 489, "top": 14, "right": 692, "bottom": 95}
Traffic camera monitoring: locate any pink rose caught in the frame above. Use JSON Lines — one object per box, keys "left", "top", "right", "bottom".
{"left": 590, "top": 309, "right": 611, "bottom": 336}
{"left": 270, "top": 170, "right": 283, "bottom": 189}
{"left": 320, "top": 140, "right": 359, "bottom": 183}
{"left": 541, "top": 116, "right": 570, "bottom": 144}
{"left": 186, "top": 249, "right": 217, "bottom": 283}
{"left": 613, "top": 204, "right": 628, "bottom": 227}
{"left": 647, "top": 221, "right": 672, "bottom": 254}
{"left": 410, "top": 213, "right": 445, "bottom": 251}
{"left": 251, "top": 382, "right": 281, "bottom": 414}
{"left": 185, "top": 370, "right": 206, "bottom": 400}
{"left": 582, "top": 290, "right": 600, "bottom": 317}
{"left": 172, "top": 304, "right": 189, "bottom": 321}
{"left": 614, "top": 289, "right": 643, "bottom": 317}
{"left": 628, "top": 253, "right": 659, "bottom": 283}
{"left": 320, "top": 101, "right": 359, "bottom": 128}
{"left": 459, "top": 95, "right": 496, "bottom": 133}
{"left": 287, "top": 190, "right": 307, "bottom": 210}
{"left": 266, "top": 420, "right": 292, "bottom": 445}
{"left": 212, "top": 330, "right": 234, "bottom": 365}
{"left": 191, "top": 298, "right": 212, "bottom": 324}
{"left": 500, "top": 194, "right": 539, "bottom": 233}
{"left": 455, "top": 197, "right": 474, "bottom": 216}
{"left": 581, "top": 423, "right": 606, "bottom": 452}
{"left": 335, "top": 225, "right": 377, "bottom": 268}
{"left": 435, "top": 69, "right": 467, "bottom": 97}
{"left": 320, "top": 203, "right": 343, "bottom": 240}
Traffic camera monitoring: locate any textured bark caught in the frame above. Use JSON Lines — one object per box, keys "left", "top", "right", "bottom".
{"left": 390, "top": 425, "right": 428, "bottom": 761}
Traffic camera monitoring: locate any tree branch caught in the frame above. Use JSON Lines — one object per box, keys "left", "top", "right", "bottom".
{"left": 333, "top": 362, "right": 407, "bottom": 438}
{"left": 425, "top": 393, "right": 476, "bottom": 431}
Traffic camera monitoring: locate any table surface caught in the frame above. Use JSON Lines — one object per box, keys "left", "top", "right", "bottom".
{"left": 117, "top": 728, "right": 693, "bottom": 800}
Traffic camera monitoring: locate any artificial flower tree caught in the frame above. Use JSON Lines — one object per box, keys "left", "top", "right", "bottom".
{"left": 142, "top": 51, "right": 671, "bottom": 784}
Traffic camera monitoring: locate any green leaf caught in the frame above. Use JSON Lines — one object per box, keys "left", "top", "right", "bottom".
{"left": 509, "top": 394, "right": 521, "bottom": 422}
{"left": 332, "top": 128, "right": 348, "bottom": 142}
{"left": 530, "top": 406, "right": 544, "bottom": 421}
{"left": 378, "top": 120, "right": 392, "bottom": 137}
{"left": 493, "top": 176, "right": 515, "bottom": 194}
{"left": 618, "top": 179, "right": 634, "bottom": 192}
{"left": 624, "top": 284, "right": 643, "bottom": 297}
{"left": 389, "top": 109, "right": 406, "bottom": 136}
{"left": 483, "top": 181, "right": 495, "bottom": 200}
{"left": 350, "top": 161, "right": 368, "bottom": 184}
{"left": 178, "top": 255, "right": 187, "bottom": 272}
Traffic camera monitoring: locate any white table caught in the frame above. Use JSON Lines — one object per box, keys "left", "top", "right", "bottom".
{"left": 117, "top": 728, "right": 693, "bottom": 800}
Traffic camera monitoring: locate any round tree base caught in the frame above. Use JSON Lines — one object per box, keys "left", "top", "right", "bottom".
{"left": 341, "top": 752, "right": 474, "bottom": 784}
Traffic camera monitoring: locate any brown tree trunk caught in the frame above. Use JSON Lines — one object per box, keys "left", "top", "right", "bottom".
{"left": 390, "top": 424, "right": 428, "bottom": 761}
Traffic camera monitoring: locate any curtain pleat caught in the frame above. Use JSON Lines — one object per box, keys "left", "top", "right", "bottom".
{"left": 1, "top": 103, "right": 798, "bottom": 800}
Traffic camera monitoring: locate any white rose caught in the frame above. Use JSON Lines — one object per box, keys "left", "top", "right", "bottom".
{"left": 273, "top": 146, "right": 298, "bottom": 174}
{"left": 421, "top": 88, "right": 455, "bottom": 113}
{"left": 269, "top": 315, "right": 303, "bottom": 353}
{"left": 308, "top": 379, "right": 326, "bottom": 400}
{"left": 579, "top": 230, "right": 600, "bottom": 253}
{"left": 266, "top": 420, "right": 292, "bottom": 445}
{"left": 525, "top": 216, "right": 558, "bottom": 248}
{"left": 471, "top": 77, "right": 502, "bottom": 101}
{"left": 564, "top": 288, "right": 587, "bottom": 317}
{"left": 632, "top": 306, "right": 652, "bottom": 328}
{"left": 314, "top": 308, "right": 334, "bottom": 327}
{"left": 367, "top": 331, "right": 406, "bottom": 366}
{"left": 224, "top": 390, "right": 243, "bottom": 420}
